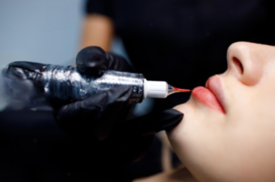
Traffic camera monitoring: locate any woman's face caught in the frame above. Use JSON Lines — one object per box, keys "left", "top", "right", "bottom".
{"left": 168, "top": 42, "right": 275, "bottom": 182}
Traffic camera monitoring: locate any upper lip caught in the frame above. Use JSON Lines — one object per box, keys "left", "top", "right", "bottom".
{"left": 205, "top": 76, "right": 226, "bottom": 113}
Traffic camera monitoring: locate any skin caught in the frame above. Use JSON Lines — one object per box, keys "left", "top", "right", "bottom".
{"left": 79, "top": 15, "right": 275, "bottom": 180}
{"left": 167, "top": 42, "right": 275, "bottom": 182}
{"left": 80, "top": 14, "right": 114, "bottom": 52}
{"left": 73, "top": 14, "right": 113, "bottom": 67}
{"left": 133, "top": 166, "right": 196, "bottom": 182}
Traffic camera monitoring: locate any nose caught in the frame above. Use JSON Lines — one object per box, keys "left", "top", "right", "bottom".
{"left": 226, "top": 42, "right": 266, "bottom": 86}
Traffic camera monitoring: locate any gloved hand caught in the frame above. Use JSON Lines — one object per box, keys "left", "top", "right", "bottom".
{"left": 3, "top": 47, "right": 184, "bottom": 166}
{"left": 53, "top": 46, "right": 137, "bottom": 139}
{"left": 75, "top": 46, "right": 135, "bottom": 76}
{"left": 53, "top": 46, "right": 184, "bottom": 165}
{"left": 105, "top": 108, "right": 183, "bottom": 164}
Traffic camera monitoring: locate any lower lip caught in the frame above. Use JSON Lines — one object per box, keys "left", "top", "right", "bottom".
{"left": 192, "top": 86, "right": 224, "bottom": 113}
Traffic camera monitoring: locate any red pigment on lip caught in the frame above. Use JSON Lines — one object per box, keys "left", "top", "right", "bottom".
{"left": 192, "top": 86, "right": 225, "bottom": 114}
{"left": 173, "top": 87, "right": 191, "bottom": 92}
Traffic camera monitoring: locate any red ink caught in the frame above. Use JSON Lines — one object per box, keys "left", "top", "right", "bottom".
{"left": 192, "top": 86, "right": 225, "bottom": 114}
{"left": 173, "top": 87, "right": 191, "bottom": 93}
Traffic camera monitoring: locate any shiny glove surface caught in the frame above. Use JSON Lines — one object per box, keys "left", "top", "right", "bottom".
{"left": 76, "top": 46, "right": 135, "bottom": 76}
{"left": 54, "top": 46, "right": 136, "bottom": 139}
{"left": 4, "top": 46, "right": 184, "bottom": 165}
{"left": 109, "top": 108, "right": 183, "bottom": 163}
{"left": 54, "top": 46, "right": 183, "bottom": 164}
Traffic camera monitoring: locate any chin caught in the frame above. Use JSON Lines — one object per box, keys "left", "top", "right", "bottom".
{"left": 167, "top": 100, "right": 194, "bottom": 150}
{"left": 168, "top": 96, "right": 197, "bottom": 133}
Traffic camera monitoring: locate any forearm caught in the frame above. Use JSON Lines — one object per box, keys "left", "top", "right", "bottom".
{"left": 80, "top": 14, "right": 114, "bottom": 52}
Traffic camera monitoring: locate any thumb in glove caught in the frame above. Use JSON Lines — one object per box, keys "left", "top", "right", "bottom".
{"left": 106, "top": 109, "right": 183, "bottom": 163}
{"left": 76, "top": 46, "right": 134, "bottom": 77}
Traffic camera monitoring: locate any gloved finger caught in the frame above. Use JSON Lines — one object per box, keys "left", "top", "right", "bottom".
{"left": 105, "top": 109, "right": 183, "bottom": 163}
{"left": 3, "top": 61, "right": 51, "bottom": 110}
{"left": 53, "top": 86, "right": 134, "bottom": 135}
{"left": 76, "top": 46, "right": 134, "bottom": 77}
{"left": 6, "top": 61, "right": 47, "bottom": 73}
{"left": 115, "top": 109, "right": 183, "bottom": 138}
{"left": 93, "top": 86, "right": 135, "bottom": 139}
{"left": 105, "top": 52, "right": 135, "bottom": 72}
{"left": 76, "top": 46, "right": 107, "bottom": 76}
{"left": 4, "top": 61, "right": 47, "bottom": 79}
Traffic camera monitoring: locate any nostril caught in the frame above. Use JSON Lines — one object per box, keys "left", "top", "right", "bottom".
{"left": 232, "top": 57, "right": 244, "bottom": 75}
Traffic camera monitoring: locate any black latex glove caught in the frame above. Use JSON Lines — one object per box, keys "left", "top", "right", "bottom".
{"left": 53, "top": 47, "right": 184, "bottom": 165}
{"left": 54, "top": 46, "right": 137, "bottom": 139}
{"left": 107, "top": 108, "right": 183, "bottom": 164}
{"left": 4, "top": 48, "right": 184, "bottom": 165}
{"left": 54, "top": 108, "right": 183, "bottom": 170}
{"left": 53, "top": 46, "right": 184, "bottom": 164}
{"left": 76, "top": 46, "right": 135, "bottom": 76}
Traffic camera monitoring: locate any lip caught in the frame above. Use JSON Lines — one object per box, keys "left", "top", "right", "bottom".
{"left": 192, "top": 76, "right": 225, "bottom": 114}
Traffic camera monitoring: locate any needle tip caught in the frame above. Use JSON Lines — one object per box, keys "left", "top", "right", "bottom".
{"left": 173, "top": 87, "right": 191, "bottom": 92}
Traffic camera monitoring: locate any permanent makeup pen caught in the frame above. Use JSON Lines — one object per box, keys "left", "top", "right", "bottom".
{"left": 2, "top": 61, "right": 190, "bottom": 109}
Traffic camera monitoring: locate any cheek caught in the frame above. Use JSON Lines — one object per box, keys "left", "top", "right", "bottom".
{"left": 169, "top": 97, "right": 225, "bottom": 152}
{"left": 169, "top": 73, "right": 275, "bottom": 181}
{"left": 168, "top": 92, "right": 275, "bottom": 181}
{"left": 223, "top": 122, "right": 275, "bottom": 181}
{"left": 223, "top": 95, "right": 275, "bottom": 180}
{"left": 168, "top": 100, "right": 230, "bottom": 180}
